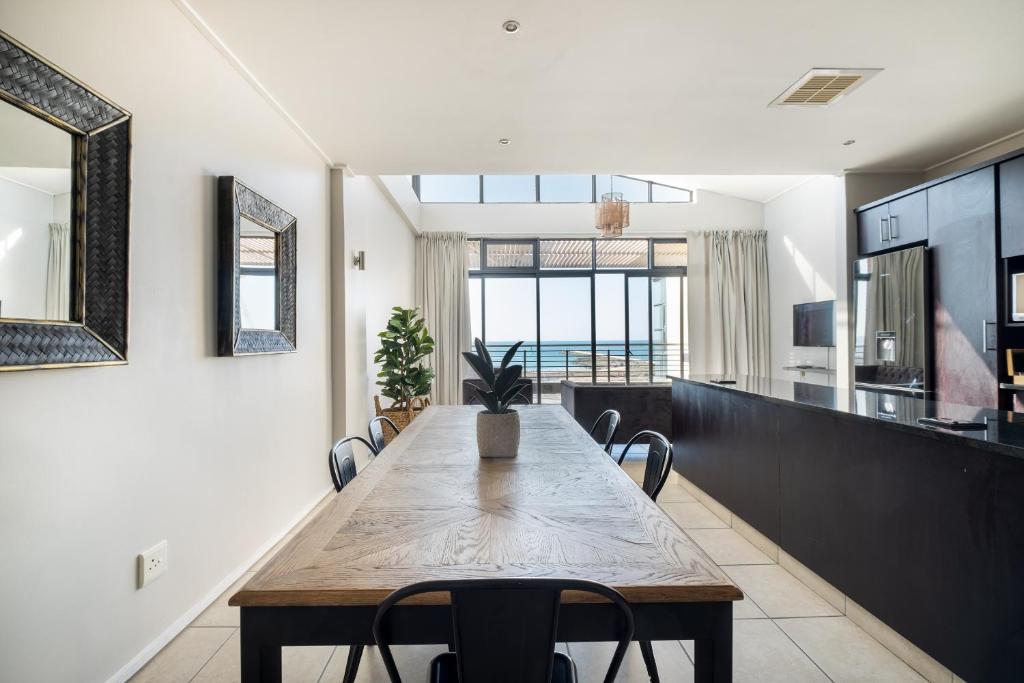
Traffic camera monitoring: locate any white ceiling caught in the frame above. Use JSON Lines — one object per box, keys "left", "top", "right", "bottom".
{"left": 186, "top": 0, "right": 1024, "bottom": 175}
{"left": 0, "top": 167, "right": 71, "bottom": 196}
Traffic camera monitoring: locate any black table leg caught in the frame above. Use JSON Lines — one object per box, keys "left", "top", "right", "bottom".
{"left": 341, "top": 644, "right": 363, "bottom": 683}
{"left": 241, "top": 608, "right": 282, "bottom": 683}
{"left": 693, "top": 602, "right": 732, "bottom": 683}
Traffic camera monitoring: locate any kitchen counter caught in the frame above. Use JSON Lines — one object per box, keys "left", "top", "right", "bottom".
{"left": 672, "top": 374, "right": 1024, "bottom": 458}
{"left": 670, "top": 374, "right": 1024, "bottom": 681}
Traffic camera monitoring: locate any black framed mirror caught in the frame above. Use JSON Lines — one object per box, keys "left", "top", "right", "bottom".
{"left": 217, "top": 176, "right": 296, "bottom": 356}
{"left": 0, "top": 31, "right": 131, "bottom": 371}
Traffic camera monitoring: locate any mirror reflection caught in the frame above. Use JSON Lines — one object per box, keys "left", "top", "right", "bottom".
{"left": 239, "top": 216, "right": 278, "bottom": 330}
{"left": 0, "top": 102, "right": 74, "bottom": 321}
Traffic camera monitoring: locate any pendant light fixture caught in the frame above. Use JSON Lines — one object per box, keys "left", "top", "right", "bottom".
{"left": 595, "top": 175, "right": 630, "bottom": 238}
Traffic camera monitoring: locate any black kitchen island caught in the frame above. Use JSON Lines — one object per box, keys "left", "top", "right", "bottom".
{"left": 671, "top": 375, "right": 1024, "bottom": 682}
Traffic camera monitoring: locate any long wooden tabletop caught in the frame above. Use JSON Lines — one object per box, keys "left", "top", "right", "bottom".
{"left": 231, "top": 405, "right": 741, "bottom": 607}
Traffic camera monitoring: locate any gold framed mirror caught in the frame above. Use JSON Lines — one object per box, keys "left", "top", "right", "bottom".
{"left": 0, "top": 30, "right": 131, "bottom": 370}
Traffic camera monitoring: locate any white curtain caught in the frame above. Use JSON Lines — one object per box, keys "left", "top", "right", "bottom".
{"left": 415, "top": 232, "right": 472, "bottom": 405}
{"left": 687, "top": 229, "right": 770, "bottom": 376}
{"left": 45, "top": 222, "right": 70, "bottom": 320}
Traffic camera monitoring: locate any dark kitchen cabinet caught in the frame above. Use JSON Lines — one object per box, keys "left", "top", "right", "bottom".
{"left": 1000, "top": 155, "right": 1024, "bottom": 258}
{"left": 856, "top": 191, "right": 927, "bottom": 256}
{"left": 886, "top": 191, "right": 928, "bottom": 248}
{"left": 926, "top": 167, "right": 998, "bottom": 408}
{"left": 857, "top": 203, "right": 891, "bottom": 255}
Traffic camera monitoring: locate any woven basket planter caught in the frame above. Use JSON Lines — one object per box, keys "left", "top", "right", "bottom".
{"left": 374, "top": 395, "right": 430, "bottom": 444}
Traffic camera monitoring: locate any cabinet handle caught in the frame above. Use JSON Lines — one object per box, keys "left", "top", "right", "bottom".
{"left": 889, "top": 214, "right": 899, "bottom": 239}
{"left": 879, "top": 216, "right": 890, "bottom": 242}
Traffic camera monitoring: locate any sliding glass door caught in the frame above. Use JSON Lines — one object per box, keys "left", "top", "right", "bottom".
{"left": 467, "top": 238, "right": 687, "bottom": 403}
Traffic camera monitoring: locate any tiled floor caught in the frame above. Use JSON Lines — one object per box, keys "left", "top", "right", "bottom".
{"left": 131, "top": 464, "right": 928, "bottom": 682}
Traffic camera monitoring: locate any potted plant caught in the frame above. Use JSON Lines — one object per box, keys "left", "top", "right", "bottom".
{"left": 373, "top": 307, "right": 435, "bottom": 440}
{"left": 462, "top": 338, "right": 524, "bottom": 458}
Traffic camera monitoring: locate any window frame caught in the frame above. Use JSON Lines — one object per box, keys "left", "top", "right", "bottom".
{"left": 468, "top": 237, "right": 687, "bottom": 390}
{"left": 412, "top": 175, "right": 692, "bottom": 204}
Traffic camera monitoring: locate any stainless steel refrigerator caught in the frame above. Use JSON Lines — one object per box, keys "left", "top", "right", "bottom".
{"left": 852, "top": 246, "right": 931, "bottom": 396}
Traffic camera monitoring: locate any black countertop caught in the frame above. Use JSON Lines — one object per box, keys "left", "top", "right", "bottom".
{"left": 672, "top": 374, "right": 1024, "bottom": 458}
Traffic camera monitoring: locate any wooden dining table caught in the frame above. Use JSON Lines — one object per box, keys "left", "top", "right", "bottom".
{"left": 231, "top": 405, "right": 741, "bottom": 682}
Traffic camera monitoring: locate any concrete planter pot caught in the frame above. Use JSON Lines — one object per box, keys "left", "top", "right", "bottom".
{"left": 476, "top": 410, "right": 520, "bottom": 458}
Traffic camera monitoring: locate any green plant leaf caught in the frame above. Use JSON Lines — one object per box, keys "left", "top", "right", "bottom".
{"left": 473, "top": 337, "right": 493, "bottom": 369}
{"left": 462, "top": 351, "right": 494, "bottom": 385}
{"left": 499, "top": 341, "right": 524, "bottom": 371}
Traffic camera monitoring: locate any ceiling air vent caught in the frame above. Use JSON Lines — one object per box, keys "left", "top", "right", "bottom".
{"left": 770, "top": 68, "right": 882, "bottom": 107}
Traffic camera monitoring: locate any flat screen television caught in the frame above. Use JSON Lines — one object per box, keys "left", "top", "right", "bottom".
{"left": 793, "top": 301, "right": 835, "bottom": 347}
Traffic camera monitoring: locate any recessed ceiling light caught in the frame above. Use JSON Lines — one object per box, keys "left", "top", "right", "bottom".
{"left": 498, "top": 138, "right": 511, "bottom": 146}
{"left": 842, "top": 139, "right": 856, "bottom": 146}
{"left": 503, "top": 19, "right": 520, "bottom": 34}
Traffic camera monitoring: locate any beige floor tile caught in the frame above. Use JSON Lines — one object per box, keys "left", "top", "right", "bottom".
{"left": 846, "top": 600, "right": 953, "bottom": 683}
{"left": 687, "top": 528, "right": 773, "bottom": 566}
{"left": 193, "top": 629, "right": 335, "bottom": 682}
{"left": 569, "top": 640, "right": 694, "bottom": 682}
{"left": 733, "top": 594, "right": 769, "bottom": 619}
{"left": 723, "top": 565, "right": 841, "bottom": 618}
{"left": 192, "top": 572, "right": 256, "bottom": 628}
{"left": 777, "top": 616, "right": 926, "bottom": 683}
{"left": 657, "top": 482, "right": 697, "bottom": 503}
{"left": 779, "top": 550, "right": 846, "bottom": 613}
{"left": 250, "top": 532, "right": 296, "bottom": 572}
{"left": 682, "top": 619, "right": 828, "bottom": 682}
{"left": 320, "top": 644, "right": 448, "bottom": 682}
{"left": 660, "top": 502, "right": 729, "bottom": 529}
{"left": 698, "top": 495, "right": 732, "bottom": 526}
{"left": 131, "top": 627, "right": 234, "bottom": 683}
{"left": 731, "top": 514, "right": 779, "bottom": 562}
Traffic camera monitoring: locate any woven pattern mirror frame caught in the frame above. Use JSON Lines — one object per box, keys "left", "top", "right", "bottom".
{"left": 0, "top": 31, "right": 131, "bottom": 371}
{"left": 217, "top": 176, "right": 297, "bottom": 356}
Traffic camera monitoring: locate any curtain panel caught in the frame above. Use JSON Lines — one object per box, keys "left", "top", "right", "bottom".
{"left": 415, "top": 232, "right": 472, "bottom": 405}
{"left": 687, "top": 229, "right": 770, "bottom": 376}
{"left": 44, "top": 222, "right": 70, "bottom": 320}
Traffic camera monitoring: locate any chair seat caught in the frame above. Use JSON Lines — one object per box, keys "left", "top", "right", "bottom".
{"left": 428, "top": 650, "right": 578, "bottom": 683}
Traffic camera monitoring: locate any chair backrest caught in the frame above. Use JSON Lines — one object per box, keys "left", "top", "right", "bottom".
{"left": 466, "top": 384, "right": 532, "bottom": 406}
{"left": 588, "top": 409, "right": 621, "bottom": 454}
{"left": 617, "top": 430, "right": 673, "bottom": 501}
{"left": 372, "top": 578, "right": 634, "bottom": 683}
{"left": 368, "top": 415, "right": 401, "bottom": 453}
{"left": 329, "top": 436, "right": 376, "bottom": 492}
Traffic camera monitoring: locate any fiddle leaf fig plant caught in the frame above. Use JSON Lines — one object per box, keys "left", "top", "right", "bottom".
{"left": 462, "top": 338, "right": 524, "bottom": 414}
{"left": 374, "top": 307, "right": 435, "bottom": 410}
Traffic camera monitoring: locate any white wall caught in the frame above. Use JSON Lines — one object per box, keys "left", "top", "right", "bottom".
{"left": 0, "top": 177, "right": 52, "bottom": 319}
{"left": 419, "top": 188, "right": 763, "bottom": 236}
{"left": 339, "top": 174, "right": 416, "bottom": 455}
{"left": 764, "top": 176, "right": 842, "bottom": 378}
{"left": 0, "top": 2, "right": 333, "bottom": 682}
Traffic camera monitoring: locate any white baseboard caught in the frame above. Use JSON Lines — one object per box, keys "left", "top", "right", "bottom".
{"left": 105, "top": 486, "right": 334, "bottom": 683}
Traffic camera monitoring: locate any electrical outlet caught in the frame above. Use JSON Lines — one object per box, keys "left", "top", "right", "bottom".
{"left": 137, "top": 540, "right": 168, "bottom": 589}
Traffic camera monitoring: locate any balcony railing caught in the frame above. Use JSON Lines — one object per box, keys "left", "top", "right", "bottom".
{"left": 483, "top": 342, "right": 686, "bottom": 403}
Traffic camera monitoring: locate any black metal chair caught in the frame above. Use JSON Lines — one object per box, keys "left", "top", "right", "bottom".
{"left": 616, "top": 429, "right": 674, "bottom": 682}
{"left": 368, "top": 415, "right": 401, "bottom": 453}
{"left": 329, "top": 436, "right": 376, "bottom": 492}
{"left": 372, "top": 578, "right": 634, "bottom": 683}
{"left": 588, "top": 409, "right": 621, "bottom": 455}
{"left": 617, "top": 430, "right": 674, "bottom": 502}
{"left": 466, "top": 386, "right": 532, "bottom": 406}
